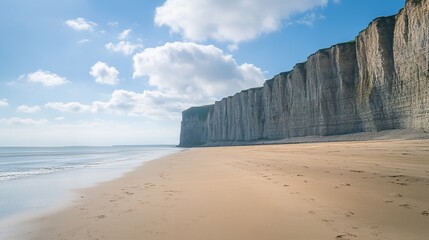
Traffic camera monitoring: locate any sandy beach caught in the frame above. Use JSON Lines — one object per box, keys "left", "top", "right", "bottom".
{"left": 19, "top": 140, "right": 429, "bottom": 240}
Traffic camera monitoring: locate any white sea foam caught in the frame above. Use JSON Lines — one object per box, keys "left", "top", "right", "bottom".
{"left": 0, "top": 168, "right": 60, "bottom": 181}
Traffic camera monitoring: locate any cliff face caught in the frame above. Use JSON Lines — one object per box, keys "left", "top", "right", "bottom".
{"left": 179, "top": 0, "right": 429, "bottom": 147}
{"left": 179, "top": 105, "right": 213, "bottom": 147}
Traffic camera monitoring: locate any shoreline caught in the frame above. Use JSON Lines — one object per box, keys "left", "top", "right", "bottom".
{"left": 0, "top": 147, "right": 184, "bottom": 239}
{"left": 18, "top": 139, "right": 429, "bottom": 240}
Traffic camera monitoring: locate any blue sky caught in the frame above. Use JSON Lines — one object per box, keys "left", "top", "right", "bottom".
{"left": 0, "top": 0, "right": 405, "bottom": 146}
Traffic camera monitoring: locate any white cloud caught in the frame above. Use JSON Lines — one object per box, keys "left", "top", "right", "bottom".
{"left": 65, "top": 17, "right": 97, "bottom": 32}
{"left": 55, "top": 117, "right": 65, "bottom": 121}
{"left": 118, "top": 29, "right": 132, "bottom": 40}
{"left": 296, "top": 13, "right": 325, "bottom": 26}
{"left": 0, "top": 118, "right": 47, "bottom": 126}
{"left": 78, "top": 39, "right": 90, "bottom": 44}
{"left": 26, "top": 70, "right": 69, "bottom": 87}
{"left": 0, "top": 99, "right": 8, "bottom": 107}
{"left": 17, "top": 105, "right": 41, "bottom": 113}
{"left": 45, "top": 102, "right": 91, "bottom": 113}
{"left": 227, "top": 44, "right": 239, "bottom": 52}
{"left": 155, "top": 0, "right": 328, "bottom": 43}
{"left": 89, "top": 61, "right": 119, "bottom": 85}
{"left": 108, "top": 21, "right": 119, "bottom": 27}
{"left": 105, "top": 41, "right": 143, "bottom": 55}
{"left": 133, "top": 42, "right": 265, "bottom": 98}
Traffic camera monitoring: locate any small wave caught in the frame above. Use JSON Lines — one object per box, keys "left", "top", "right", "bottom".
{"left": 0, "top": 168, "right": 61, "bottom": 182}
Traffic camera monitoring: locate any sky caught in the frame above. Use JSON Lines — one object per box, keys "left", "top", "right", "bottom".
{"left": 0, "top": 0, "right": 405, "bottom": 146}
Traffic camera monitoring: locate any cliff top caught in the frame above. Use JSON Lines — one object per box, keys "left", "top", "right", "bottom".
{"left": 182, "top": 105, "right": 214, "bottom": 120}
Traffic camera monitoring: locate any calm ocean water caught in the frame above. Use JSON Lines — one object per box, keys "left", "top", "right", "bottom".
{"left": 0, "top": 146, "right": 182, "bottom": 236}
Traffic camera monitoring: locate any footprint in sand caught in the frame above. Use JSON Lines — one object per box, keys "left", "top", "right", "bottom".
{"left": 420, "top": 211, "right": 429, "bottom": 216}
{"left": 389, "top": 175, "right": 406, "bottom": 178}
{"left": 336, "top": 233, "right": 357, "bottom": 239}
{"left": 344, "top": 211, "right": 355, "bottom": 217}
{"left": 165, "top": 190, "right": 180, "bottom": 193}
{"left": 96, "top": 215, "right": 107, "bottom": 219}
{"left": 390, "top": 181, "right": 408, "bottom": 186}
{"left": 302, "top": 198, "right": 315, "bottom": 202}
{"left": 322, "top": 219, "right": 334, "bottom": 223}
{"left": 336, "top": 184, "right": 351, "bottom": 189}
{"left": 399, "top": 203, "right": 412, "bottom": 209}
{"left": 350, "top": 170, "right": 364, "bottom": 173}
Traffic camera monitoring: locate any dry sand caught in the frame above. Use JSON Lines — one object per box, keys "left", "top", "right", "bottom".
{"left": 19, "top": 140, "right": 429, "bottom": 240}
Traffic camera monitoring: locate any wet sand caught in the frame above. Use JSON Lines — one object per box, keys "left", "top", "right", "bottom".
{"left": 19, "top": 140, "right": 429, "bottom": 240}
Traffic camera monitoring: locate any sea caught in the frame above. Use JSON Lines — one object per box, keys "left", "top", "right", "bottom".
{"left": 0, "top": 145, "right": 183, "bottom": 238}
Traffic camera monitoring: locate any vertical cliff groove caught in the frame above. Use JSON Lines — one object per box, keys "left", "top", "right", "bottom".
{"left": 179, "top": 0, "right": 428, "bottom": 147}
{"left": 356, "top": 15, "right": 397, "bottom": 131}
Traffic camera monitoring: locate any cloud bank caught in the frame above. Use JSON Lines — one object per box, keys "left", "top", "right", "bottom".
{"left": 17, "top": 105, "right": 41, "bottom": 113}
{"left": 44, "top": 42, "right": 265, "bottom": 118}
{"left": 45, "top": 102, "right": 91, "bottom": 113}
{"left": 0, "top": 118, "right": 47, "bottom": 126}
